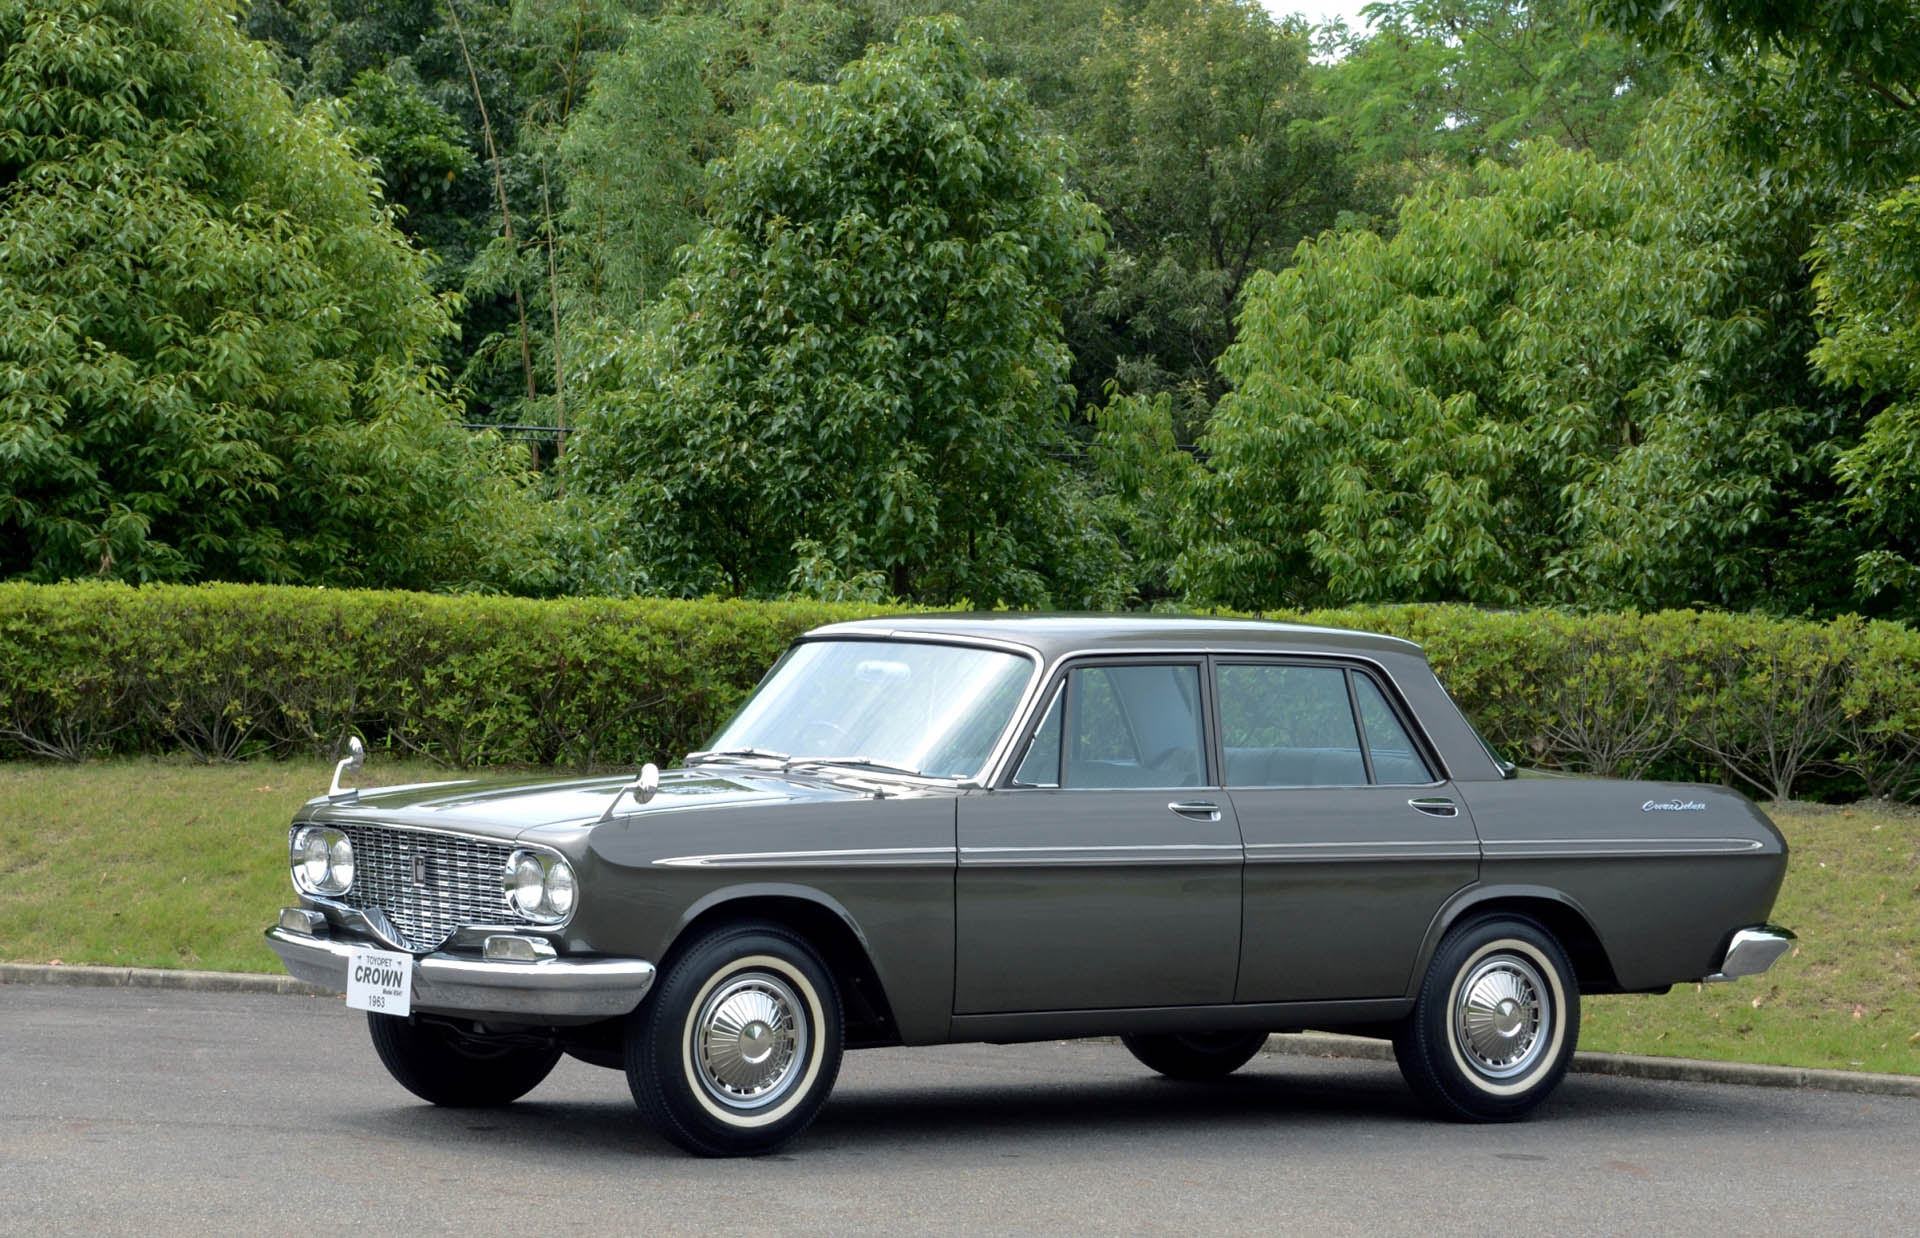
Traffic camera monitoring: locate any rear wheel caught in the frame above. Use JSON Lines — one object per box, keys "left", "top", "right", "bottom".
{"left": 367, "top": 1013, "right": 561, "bottom": 1107}
{"left": 1121, "top": 1030, "right": 1269, "bottom": 1080}
{"left": 626, "top": 921, "right": 843, "bottom": 1157}
{"left": 1393, "top": 916, "right": 1579, "bottom": 1122}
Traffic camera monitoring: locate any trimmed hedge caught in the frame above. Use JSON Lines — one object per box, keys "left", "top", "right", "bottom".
{"left": 0, "top": 583, "right": 891, "bottom": 769}
{"left": 1289, "top": 605, "right": 1920, "bottom": 803}
{"left": 1, "top": 583, "right": 1914, "bottom": 801}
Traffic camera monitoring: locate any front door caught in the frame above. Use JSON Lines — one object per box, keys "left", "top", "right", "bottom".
{"left": 954, "top": 660, "right": 1244, "bottom": 1014}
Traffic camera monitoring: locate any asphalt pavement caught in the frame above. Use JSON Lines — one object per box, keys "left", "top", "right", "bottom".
{"left": 3, "top": 984, "right": 1916, "bottom": 1235}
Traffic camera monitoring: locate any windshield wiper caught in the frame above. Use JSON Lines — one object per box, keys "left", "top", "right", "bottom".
{"left": 685, "top": 746, "right": 791, "bottom": 764}
{"left": 783, "top": 755, "right": 926, "bottom": 778}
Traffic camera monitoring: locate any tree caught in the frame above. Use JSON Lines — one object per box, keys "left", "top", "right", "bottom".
{"left": 1809, "top": 179, "right": 1920, "bottom": 608}
{"left": 565, "top": 16, "right": 1122, "bottom": 605}
{"left": 0, "top": 0, "right": 541, "bottom": 589}
{"left": 558, "top": 1, "right": 868, "bottom": 320}
{"left": 1067, "top": 0, "right": 1353, "bottom": 412}
{"left": 1588, "top": 1, "right": 1920, "bottom": 616}
{"left": 1584, "top": 1, "right": 1919, "bottom": 181}
{"left": 1169, "top": 102, "right": 1857, "bottom": 615}
{"left": 1324, "top": 0, "right": 1673, "bottom": 168}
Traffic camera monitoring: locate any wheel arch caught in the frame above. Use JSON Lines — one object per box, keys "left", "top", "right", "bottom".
{"left": 660, "top": 884, "right": 902, "bottom": 1048}
{"left": 1415, "top": 885, "right": 1622, "bottom": 997}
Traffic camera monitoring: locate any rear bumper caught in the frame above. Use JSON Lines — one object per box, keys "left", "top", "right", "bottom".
{"left": 1703, "top": 924, "right": 1796, "bottom": 983}
{"left": 265, "top": 912, "right": 655, "bottom": 1024}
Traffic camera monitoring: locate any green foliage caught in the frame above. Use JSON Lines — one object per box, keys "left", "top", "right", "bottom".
{"left": 1809, "top": 178, "right": 1920, "bottom": 610}
{"left": 0, "top": 0, "right": 544, "bottom": 590}
{"left": 1326, "top": 0, "right": 1672, "bottom": 167}
{"left": 1584, "top": 1, "right": 1919, "bottom": 181}
{"left": 243, "top": 0, "right": 656, "bottom": 420}
{"left": 1583, "top": 3, "right": 1920, "bottom": 621}
{"left": 558, "top": 1, "right": 866, "bottom": 319}
{"left": 3, "top": 583, "right": 1915, "bottom": 805}
{"left": 566, "top": 17, "right": 1122, "bottom": 606}
{"left": 1173, "top": 102, "right": 1859, "bottom": 617}
{"left": 343, "top": 67, "right": 475, "bottom": 217}
{"left": 1068, "top": 0, "right": 1353, "bottom": 409}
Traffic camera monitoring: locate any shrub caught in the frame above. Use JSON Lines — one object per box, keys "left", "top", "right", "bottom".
{"left": 0, "top": 584, "right": 1913, "bottom": 801}
{"left": 0, "top": 583, "right": 889, "bottom": 769}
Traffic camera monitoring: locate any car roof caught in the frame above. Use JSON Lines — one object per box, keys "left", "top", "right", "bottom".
{"left": 804, "top": 613, "right": 1425, "bottom": 662}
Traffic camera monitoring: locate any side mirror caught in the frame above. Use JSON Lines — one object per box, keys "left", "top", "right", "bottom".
{"left": 633, "top": 761, "right": 661, "bottom": 805}
{"left": 328, "top": 736, "right": 365, "bottom": 800}
{"left": 599, "top": 761, "right": 661, "bottom": 822}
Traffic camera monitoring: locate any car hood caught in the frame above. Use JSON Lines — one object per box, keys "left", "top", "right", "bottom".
{"left": 299, "top": 764, "right": 908, "bottom": 842}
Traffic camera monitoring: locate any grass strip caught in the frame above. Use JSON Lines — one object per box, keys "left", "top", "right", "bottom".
{"left": 2, "top": 761, "right": 1913, "bottom": 1074}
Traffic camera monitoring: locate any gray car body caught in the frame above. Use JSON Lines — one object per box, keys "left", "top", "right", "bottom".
{"left": 285, "top": 615, "right": 1789, "bottom": 1046}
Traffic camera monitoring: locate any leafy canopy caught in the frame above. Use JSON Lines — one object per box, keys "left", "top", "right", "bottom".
{"left": 566, "top": 16, "right": 1120, "bottom": 606}
{"left": 1326, "top": 0, "right": 1673, "bottom": 166}
{"left": 1068, "top": 0, "right": 1351, "bottom": 410}
{"left": 0, "top": 0, "right": 538, "bottom": 589}
{"left": 1175, "top": 98, "right": 1857, "bottom": 615}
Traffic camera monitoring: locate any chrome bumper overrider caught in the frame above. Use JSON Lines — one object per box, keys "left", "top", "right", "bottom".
{"left": 265, "top": 915, "right": 656, "bottom": 1022}
{"left": 1703, "top": 924, "right": 1796, "bottom": 983}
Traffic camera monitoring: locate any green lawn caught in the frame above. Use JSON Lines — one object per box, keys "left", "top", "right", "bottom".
{"left": 2, "top": 759, "right": 1914, "bottom": 1074}
{"left": 0, "top": 757, "right": 450, "bottom": 972}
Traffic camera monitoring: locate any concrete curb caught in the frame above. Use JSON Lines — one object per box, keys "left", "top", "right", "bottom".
{"left": 6, "top": 963, "right": 1917, "bottom": 1100}
{"left": 0, "top": 962, "right": 330, "bottom": 997}
{"left": 1261, "top": 1032, "right": 1920, "bottom": 1099}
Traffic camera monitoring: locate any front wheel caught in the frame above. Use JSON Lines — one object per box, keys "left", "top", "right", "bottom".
{"left": 1121, "top": 1031, "right": 1269, "bottom": 1080}
{"left": 626, "top": 921, "right": 843, "bottom": 1157}
{"left": 1393, "top": 916, "right": 1579, "bottom": 1122}
{"left": 367, "top": 1013, "right": 561, "bottom": 1107}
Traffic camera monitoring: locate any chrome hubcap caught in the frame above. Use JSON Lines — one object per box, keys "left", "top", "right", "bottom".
{"left": 693, "top": 972, "right": 807, "bottom": 1110}
{"left": 1455, "top": 954, "right": 1549, "bottom": 1079}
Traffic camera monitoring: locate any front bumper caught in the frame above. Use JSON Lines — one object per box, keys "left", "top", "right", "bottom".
{"left": 265, "top": 911, "right": 655, "bottom": 1024}
{"left": 1703, "top": 924, "right": 1796, "bottom": 983}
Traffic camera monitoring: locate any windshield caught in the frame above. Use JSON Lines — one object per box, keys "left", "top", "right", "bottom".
{"left": 702, "top": 639, "right": 1035, "bottom": 780}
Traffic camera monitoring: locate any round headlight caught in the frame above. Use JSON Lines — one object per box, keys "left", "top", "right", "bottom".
{"left": 546, "top": 861, "right": 576, "bottom": 916}
{"left": 296, "top": 830, "right": 329, "bottom": 890}
{"left": 326, "top": 835, "right": 354, "bottom": 892}
{"left": 509, "top": 853, "right": 545, "bottom": 914}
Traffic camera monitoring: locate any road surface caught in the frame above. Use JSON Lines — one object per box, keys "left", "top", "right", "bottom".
{"left": 2, "top": 986, "right": 1914, "bottom": 1234}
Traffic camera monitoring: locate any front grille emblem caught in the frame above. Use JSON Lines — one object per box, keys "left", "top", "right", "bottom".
{"left": 410, "top": 853, "right": 428, "bottom": 886}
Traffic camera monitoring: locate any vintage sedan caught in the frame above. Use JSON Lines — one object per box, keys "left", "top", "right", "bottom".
{"left": 267, "top": 615, "right": 1792, "bottom": 1155}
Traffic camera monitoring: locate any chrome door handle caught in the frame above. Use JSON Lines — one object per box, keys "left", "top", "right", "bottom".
{"left": 1408, "top": 797, "right": 1458, "bottom": 818}
{"left": 1168, "top": 801, "right": 1222, "bottom": 822}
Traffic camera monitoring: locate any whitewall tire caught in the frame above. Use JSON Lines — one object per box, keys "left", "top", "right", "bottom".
{"left": 1394, "top": 916, "right": 1579, "bottom": 1121}
{"left": 626, "top": 922, "right": 843, "bottom": 1156}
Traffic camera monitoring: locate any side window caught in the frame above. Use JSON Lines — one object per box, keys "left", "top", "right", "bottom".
{"left": 1010, "top": 686, "right": 1063, "bottom": 787}
{"left": 1354, "top": 673, "right": 1434, "bottom": 784}
{"left": 1065, "top": 664, "right": 1205, "bottom": 788}
{"left": 1218, "top": 664, "right": 1366, "bottom": 787}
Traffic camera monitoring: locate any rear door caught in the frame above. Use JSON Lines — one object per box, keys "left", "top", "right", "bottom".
{"left": 1220, "top": 659, "right": 1481, "bottom": 1003}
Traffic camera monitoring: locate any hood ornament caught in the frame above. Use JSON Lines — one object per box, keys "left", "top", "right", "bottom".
{"left": 327, "top": 736, "right": 365, "bottom": 801}
{"left": 599, "top": 762, "right": 661, "bottom": 823}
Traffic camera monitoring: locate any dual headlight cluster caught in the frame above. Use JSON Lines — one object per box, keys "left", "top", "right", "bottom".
{"left": 291, "top": 826, "right": 355, "bottom": 895}
{"left": 503, "top": 849, "right": 575, "bottom": 923}
{"left": 288, "top": 827, "right": 576, "bottom": 924}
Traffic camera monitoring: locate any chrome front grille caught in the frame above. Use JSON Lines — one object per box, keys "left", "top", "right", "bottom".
{"left": 335, "top": 824, "right": 518, "bottom": 951}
